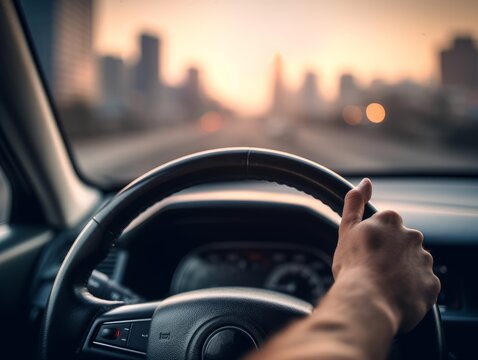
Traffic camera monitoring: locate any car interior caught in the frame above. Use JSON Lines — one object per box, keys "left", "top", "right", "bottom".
{"left": 1, "top": 0, "right": 478, "bottom": 359}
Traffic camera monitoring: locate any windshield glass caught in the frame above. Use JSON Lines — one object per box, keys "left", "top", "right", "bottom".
{"left": 20, "top": 0, "right": 478, "bottom": 185}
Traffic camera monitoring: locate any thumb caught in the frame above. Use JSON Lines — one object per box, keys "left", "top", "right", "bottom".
{"left": 340, "top": 178, "right": 372, "bottom": 233}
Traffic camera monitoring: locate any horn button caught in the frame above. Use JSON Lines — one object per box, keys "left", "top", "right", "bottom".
{"left": 202, "top": 326, "right": 257, "bottom": 360}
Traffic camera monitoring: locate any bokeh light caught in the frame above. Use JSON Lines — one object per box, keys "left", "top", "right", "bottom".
{"left": 342, "top": 105, "right": 363, "bottom": 125}
{"left": 366, "top": 103, "right": 386, "bottom": 123}
{"left": 198, "top": 111, "right": 223, "bottom": 133}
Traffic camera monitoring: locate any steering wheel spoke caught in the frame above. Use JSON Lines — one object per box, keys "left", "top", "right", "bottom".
{"left": 83, "top": 302, "right": 159, "bottom": 359}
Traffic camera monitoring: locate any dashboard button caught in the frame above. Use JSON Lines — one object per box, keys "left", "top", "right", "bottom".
{"left": 100, "top": 327, "right": 120, "bottom": 340}
{"left": 127, "top": 321, "right": 150, "bottom": 352}
{"left": 95, "top": 323, "right": 131, "bottom": 347}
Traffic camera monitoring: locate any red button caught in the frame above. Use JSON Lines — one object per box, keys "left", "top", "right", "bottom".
{"left": 101, "top": 327, "right": 120, "bottom": 340}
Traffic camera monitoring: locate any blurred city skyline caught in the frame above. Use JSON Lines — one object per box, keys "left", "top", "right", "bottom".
{"left": 94, "top": 0, "right": 478, "bottom": 115}
{"left": 19, "top": 0, "right": 478, "bottom": 182}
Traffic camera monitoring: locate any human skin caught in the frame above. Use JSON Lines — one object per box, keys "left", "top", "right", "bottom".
{"left": 246, "top": 178, "right": 441, "bottom": 360}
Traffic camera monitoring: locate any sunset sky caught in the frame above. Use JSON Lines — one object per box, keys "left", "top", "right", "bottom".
{"left": 95, "top": 0, "right": 478, "bottom": 115}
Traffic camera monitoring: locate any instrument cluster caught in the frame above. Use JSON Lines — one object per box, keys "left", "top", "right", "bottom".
{"left": 171, "top": 243, "right": 333, "bottom": 304}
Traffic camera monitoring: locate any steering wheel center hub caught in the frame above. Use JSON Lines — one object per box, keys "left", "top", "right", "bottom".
{"left": 202, "top": 326, "right": 257, "bottom": 360}
{"left": 146, "top": 288, "right": 311, "bottom": 360}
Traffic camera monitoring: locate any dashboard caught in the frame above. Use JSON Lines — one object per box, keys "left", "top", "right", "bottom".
{"left": 171, "top": 243, "right": 333, "bottom": 304}
{"left": 30, "top": 179, "right": 478, "bottom": 359}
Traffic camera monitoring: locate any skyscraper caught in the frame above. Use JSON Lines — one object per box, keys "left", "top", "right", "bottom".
{"left": 440, "top": 36, "right": 478, "bottom": 89}
{"left": 99, "top": 56, "right": 127, "bottom": 116}
{"left": 133, "top": 33, "right": 162, "bottom": 121}
{"left": 271, "top": 54, "right": 286, "bottom": 116}
{"left": 339, "top": 73, "right": 360, "bottom": 105}
{"left": 299, "top": 71, "right": 321, "bottom": 118}
{"left": 182, "top": 67, "right": 202, "bottom": 119}
{"left": 55, "top": 1, "right": 95, "bottom": 104}
{"left": 135, "top": 34, "right": 161, "bottom": 97}
{"left": 22, "top": 0, "right": 95, "bottom": 105}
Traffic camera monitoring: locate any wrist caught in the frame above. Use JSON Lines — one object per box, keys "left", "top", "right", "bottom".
{"left": 332, "top": 266, "right": 402, "bottom": 335}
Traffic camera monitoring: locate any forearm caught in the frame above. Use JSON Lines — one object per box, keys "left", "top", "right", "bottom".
{"left": 246, "top": 269, "right": 399, "bottom": 360}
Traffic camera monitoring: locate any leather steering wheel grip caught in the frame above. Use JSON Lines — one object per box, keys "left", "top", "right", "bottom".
{"left": 94, "top": 147, "right": 377, "bottom": 236}
{"left": 41, "top": 148, "right": 442, "bottom": 360}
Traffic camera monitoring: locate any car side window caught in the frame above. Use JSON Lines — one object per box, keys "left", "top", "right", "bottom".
{"left": 0, "top": 166, "right": 11, "bottom": 225}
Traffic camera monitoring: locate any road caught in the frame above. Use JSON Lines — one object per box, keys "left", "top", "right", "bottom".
{"left": 72, "top": 118, "right": 478, "bottom": 184}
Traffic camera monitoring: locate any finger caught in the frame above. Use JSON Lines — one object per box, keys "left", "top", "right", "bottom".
{"left": 340, "top": 178, "right": 372, "bottom": 232}
{"left": 405, "top": 228, "right": 424, "bottom": 245}
{"left": 374, "top": 210, "right": 403, "bottom": 226}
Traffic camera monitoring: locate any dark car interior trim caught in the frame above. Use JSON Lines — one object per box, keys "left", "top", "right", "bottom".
{"left": 0, "top": 1, "right": 477, "bottom": 359}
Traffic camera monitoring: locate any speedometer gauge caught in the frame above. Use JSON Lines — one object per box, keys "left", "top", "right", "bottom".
{"left": 265, "top": 263, "right": 325, "bottom": 304}
{"left": 171, "top": 242, "right": 333, "bottom": 304}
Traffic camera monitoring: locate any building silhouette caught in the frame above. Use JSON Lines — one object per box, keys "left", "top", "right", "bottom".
{"left": 133, "top": 33, "right": 162, "bottom": 121}
{"left": 98, "top": 56, "right": 127, "bottom": 116}
{"left": 135, "top": 33, "right": 161, "bottom": 97}
{"left": 299, "top": 71, "right": 321, "bottom": 119}
{"left": 440, "top": 36, "right": 478, "bottom": 89}
{"left": 339, "top": 73, "right": 361, "bottom": 105}
{"left": 22, "top": 0, "right": 95, "bottom": 105}
{"left": 181, "top": 67, "right": 202, "bottom": 120}
{"left": 271, "top": 54, "right": 286, "bottom": 116}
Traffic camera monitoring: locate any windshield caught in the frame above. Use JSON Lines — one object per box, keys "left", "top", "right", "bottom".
{"left": 20, "top": 0, "right": 478, "bottom": 185}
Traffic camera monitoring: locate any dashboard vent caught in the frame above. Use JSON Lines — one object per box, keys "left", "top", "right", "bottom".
{"left": 95, "top": 248, "right": 128, "bottom": 283}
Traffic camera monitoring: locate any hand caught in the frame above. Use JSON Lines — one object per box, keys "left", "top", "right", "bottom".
{"left": 332, "top": 178, "right": 441, "bottom": 332}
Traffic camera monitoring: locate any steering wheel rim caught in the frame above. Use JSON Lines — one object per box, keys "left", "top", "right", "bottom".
{"left": 41, "top": 147, "right": 443, "bottom": 360}
{"left": 95, "top": 147, "right": 378, "bottom": 235}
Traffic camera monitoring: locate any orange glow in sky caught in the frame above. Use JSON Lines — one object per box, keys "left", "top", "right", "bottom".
{"left": 94, "top": 0, "right": 478, "bottom": 115}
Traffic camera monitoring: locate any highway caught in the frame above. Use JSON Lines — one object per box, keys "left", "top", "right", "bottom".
{"left": 72, "top": 118, "right": 478, "bottom": 184}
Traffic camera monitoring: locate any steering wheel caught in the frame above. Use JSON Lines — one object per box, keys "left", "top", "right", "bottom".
{"left": 41, "top": 148, "right": 444, "bottom": 360}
